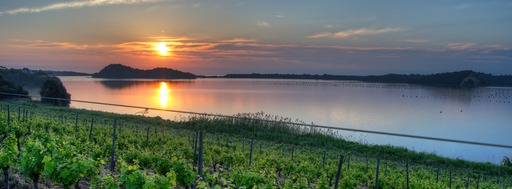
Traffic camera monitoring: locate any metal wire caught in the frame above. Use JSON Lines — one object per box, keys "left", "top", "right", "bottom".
{"left": 1, "top": 91, "right": 511, "bottom": 149}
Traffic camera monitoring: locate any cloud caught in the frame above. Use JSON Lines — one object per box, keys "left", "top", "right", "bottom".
{"left": 309, "top": 27, "right": 403, "bottom": 39}
{"left": 454, "top": 4, "right": 472, "bottom": 10}
{"left": 0, "top": 0, "right": 163, "bottom": 16}
{"left": 220, "top": 38, "right": 257, "bottom": 43}
{"left": 10, "top": 39, "right": 103, "bottom": 50}
{"left": 401, "top": 39, "right": 432, "bottom": 43}
{"left": 256, "top": 21, "right": 270, "bottom": 27}
{"left": 447, "top": 43, "right": 475, "bottom": 51}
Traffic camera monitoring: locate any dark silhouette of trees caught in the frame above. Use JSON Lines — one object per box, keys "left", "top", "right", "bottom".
{"left": 0, "top": 74, "right": 28, "bottom": 99}
{"left": 92, "top": 64, "right": 196, "bottom": 79}
{"left": 224, "top": 70, "right": 512, "bottom": 88}
{"left": 39, "top": 80, "right": 71, "bottom": 106}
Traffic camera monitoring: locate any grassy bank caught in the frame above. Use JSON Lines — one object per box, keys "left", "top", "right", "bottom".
{"left": 1, "top": 99, "right": 511, "bottom": 188}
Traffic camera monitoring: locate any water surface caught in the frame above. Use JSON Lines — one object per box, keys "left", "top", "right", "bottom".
{"left": 59, "top": 76, "right": 512, "bottom": 163}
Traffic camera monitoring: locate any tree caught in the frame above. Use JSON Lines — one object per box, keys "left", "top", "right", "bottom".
{"left": 39, "top": 79, "right": 71, "bottom": 106}
{"left": 0, "top": 74, "right": 28, "bottom": 99}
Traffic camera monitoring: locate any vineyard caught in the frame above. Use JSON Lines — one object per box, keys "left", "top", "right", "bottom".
{"left": 0, "top": 100, "right": 511, "bottom": 189}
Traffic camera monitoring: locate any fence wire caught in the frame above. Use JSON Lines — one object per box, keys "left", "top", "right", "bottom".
{"left": 1, "top": 91, "right": 511, "bottom": 149}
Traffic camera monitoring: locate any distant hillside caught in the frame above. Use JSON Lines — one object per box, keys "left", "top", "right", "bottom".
{"left": 224, "top": 70, "right": 512, "bottom": 88}
{"left": 0, "top": 67, "right": 61, "bottom": 88}
{"left": 46, "top": 70, "right": 91, "bottom": 76}
{"left": 92, "top": 64, "right": 196, "bottom": 79}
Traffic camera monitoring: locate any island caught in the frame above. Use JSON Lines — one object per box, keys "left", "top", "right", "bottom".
{"left": 92, "top": 64, "right": 197, "bottom": 79}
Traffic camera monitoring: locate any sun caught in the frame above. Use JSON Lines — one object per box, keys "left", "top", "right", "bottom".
{"left": 156, "top": 42, "right": 170, "bottom": 56}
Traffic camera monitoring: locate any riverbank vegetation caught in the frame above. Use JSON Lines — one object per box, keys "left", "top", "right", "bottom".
{"left": 1, "top": 99, "right": 510, "bottom": 188}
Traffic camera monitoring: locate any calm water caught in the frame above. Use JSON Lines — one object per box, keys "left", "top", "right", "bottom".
{"left": 58, "top": 76, "right": 512, "bottom": 163}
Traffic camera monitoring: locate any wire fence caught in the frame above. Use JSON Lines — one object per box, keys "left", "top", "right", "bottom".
{"left": 1, "top": 91, "right": 512, "bottom": 188}
{"left": 1, "top": 91, "right": 511, "bottom": 150}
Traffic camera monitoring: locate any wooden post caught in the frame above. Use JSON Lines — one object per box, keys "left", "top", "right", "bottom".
{"left": 110, "top": 119, "right": 117, "bottom": 172}
{"left": 291, "top": 147, "right": 294, "bottom": 160}
{"left": 449, "top": 170, "right": 452, "bottom": 189}
{"left": 18, "top": 106, "right": 20, "bottom": 122}
{"left": 334, "top": 155, "right": 344, "bottom": 189}
{"left": 476, "top": 173, "right": 480, "bottom": 189}
{"left": 347, "top": 155, "right": 351, "bottom": 171}
{"left": 249, "top": 136, "right": 254, "bottom": 167}
{"left": 146, "top": 126, "right": 150, "bottom": 148}
{"left": 323, "top": 150, "right": 327, "bottom": 168}
{"left": 259, "top": 142, "right": 262, "bottom": 155}
{"left": 24, "top": 109, "right": 28, "bottom": 122}
{"left": 384, "top": 162, "right": 388, "bottom": 176}
{"left": 88, "top": 117, "right": 94, "bottom": 140}
{"left": 198, "top": 130, "right": 204, "bottom": 180}
{"left": 75, "top": 113, "right": 79, "bottom": 132}
{"left": 7, "top": 105, "right": 10, "bottom": 127}
{"left": 193, "top": 129, "right": 198, "bottom": 165}
{"left": 406, "top": 159, "right": 410, "bottom": 189}
{"left": 375, "top": 158, "right": 380, "bottom": 189}
{"left": 366, "top": 157, "right": 369, "bottom": 173}
{"left": 466, "top": 171, "right": 470, "bottom": 189}
{"left": 436, "top": 166, "right": 440, "bottom": 184}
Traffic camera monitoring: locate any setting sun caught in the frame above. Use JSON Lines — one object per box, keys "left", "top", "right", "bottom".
{"left": 156, "top": 42, "right": 170, "bottom": 56}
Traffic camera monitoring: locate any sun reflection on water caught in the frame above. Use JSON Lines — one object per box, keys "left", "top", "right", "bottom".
{"left": 159, "top": 82, "right": 170, "bottom": 108}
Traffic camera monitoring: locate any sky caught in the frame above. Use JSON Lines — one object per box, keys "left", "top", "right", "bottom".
{"left": 0, "top": 0, "right": 511, "bottom": 75}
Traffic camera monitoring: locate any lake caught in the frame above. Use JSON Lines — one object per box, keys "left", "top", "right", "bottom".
{"left": 58, "top": 76, "right": 512, "bottom": 164}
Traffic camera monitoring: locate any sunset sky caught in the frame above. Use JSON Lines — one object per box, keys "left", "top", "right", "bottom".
{"left": 1, "top": 0, "right": 511, "bottom": 75}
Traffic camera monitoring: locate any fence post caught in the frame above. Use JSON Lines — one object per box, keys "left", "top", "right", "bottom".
{"left": 406, "top": 159, "right": 410, "bottom": 189}
{"left": 347, "top": 155, "right": 351, "bottom": 171}
{"left": 384, "top": 161, "right": 388, "bottom": 177}
{"left": 7, "top": 105, "right": 10, "bottom": 127}
{"left": 323, "top": 150, "right": 327, "bottom": 168}
{"left": 193, "top": 129, "right": 198, "bottom": 165}
{"left": 291, "top": 146, "right": 294, "bottom": 160}
{"left": 466, "top": 171, "right": 470, "bottom": 189}
{"left": 146, "top": 126, "right": 150, "bottom": 148}
{"left": 436, "top": 166, "right": 440, "bottom": 184}
{"left": 449, "top": 170, "right": 452, "bottom": 189}
{"left": 198, "top": 130, "right": 204, "bottom": 180}
{"left": 375, "top": 158, "right": 380, "bottom": 189}
{"left": 24, "top": 109, "right": 28, "bottom": 122}
{"left": 75, "top": 113, "right": 79, "bottom": 132}
{"left": 18, "top": 106, "right": 21, "bottom": 122}
{"left": 334, "top": 155, "right": 344, "bottom": 189}
{"left": 366, "top": 157, "right": 369, "bottom": 173}
{"left": 249, "top": 136, "right": 254, "bottom": 167}
{"left": 110, "top": 119, "right": 117, "bottom": 172}
{"left": 475, "top": 173, "right": 481, "bottom": 189}
{"left": 88, "top": 117, "right": 94, "bottom": 140}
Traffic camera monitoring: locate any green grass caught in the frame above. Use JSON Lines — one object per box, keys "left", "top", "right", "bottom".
{"left": 1, "top": 99, "right": 511, "bottom": 188}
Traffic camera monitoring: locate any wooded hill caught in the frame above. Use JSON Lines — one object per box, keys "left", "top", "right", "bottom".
{"left": 92, "top": 64, "right": 196, "bottom": 79}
